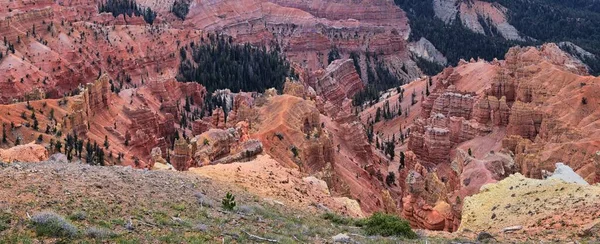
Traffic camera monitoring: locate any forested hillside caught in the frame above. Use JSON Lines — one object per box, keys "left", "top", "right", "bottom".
{"left": 394, "top": 0, "right": 521, "bottom": 66}
{"left": 395, "top": 0, "right": 600, "bottom": 75}
{"left": 176, "top": 34, "right": 296, "bottom": 93}
{"left": 481, "top": 0, "right": 600, "bottom": 74}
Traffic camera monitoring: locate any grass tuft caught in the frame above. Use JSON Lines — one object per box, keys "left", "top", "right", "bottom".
{"left": 85, "top": 226, "right": 115, "bottom": 239}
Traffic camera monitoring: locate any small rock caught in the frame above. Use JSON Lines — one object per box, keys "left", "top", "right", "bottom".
{"left": 476, "top": 232, "right": 496, "bottom": 242}
{"left": 502, "top": 225, "right": 523, "bottom": 233}
{"left": 332, "top": 233, "right": 352, "bottom": 243}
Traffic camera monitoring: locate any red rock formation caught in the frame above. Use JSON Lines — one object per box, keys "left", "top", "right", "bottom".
{"left": 507, "top": 101, "right": 543, "bottom": 141}
{"left": 310, "top": 59, "right": 364, "bottom": 108}
{"left": 473, "top": 95, "right": 510, "bottom": 126}
{"left": 172, "top": 138, "right": 192, "bottom": 171}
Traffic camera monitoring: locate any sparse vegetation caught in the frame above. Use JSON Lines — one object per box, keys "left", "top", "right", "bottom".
{"left": 0, "top": 212, "right": 11, "bottom": 232}
{"left": 352, "top": 56, "right": 406, "bottom": 107}
{"left": 322, "top": 212, "right": 355, "bottom": 225}
{"left": 2, "top": 124, "right": 7, "bottom": 143}
{"left": 31, "top": 212, "right": 79, "bottom": 238}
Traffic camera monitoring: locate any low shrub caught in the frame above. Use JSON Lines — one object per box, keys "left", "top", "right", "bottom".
{"left": 361, "top": 212, "right": 417, "bottom": 238}
{"left": 31, "top": 212, "right": 78, "bottom": 238}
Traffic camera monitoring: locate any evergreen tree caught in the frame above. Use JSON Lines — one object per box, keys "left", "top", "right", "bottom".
{"left": 399, "top": 152, "right": 405, "bottom": 170}
{"left": 32, "top": 117, "right": 39, "bottom": 130}
{"left": 1, "top": 124, "right": 6, "bottom": 143}
{"left": 328, "top": 46, "right": 341, "bottom": 64}
{"left": 104, "top": 135, "right": 110, "bottom": 149}
{"left": 386, "top": 172, "right": 396, "bottom": 186}
{"left": 171, "top": 0, "right": 190, "bottom": 20}
{"left": 55, "top": 140, "right": 62, "bottom": 152}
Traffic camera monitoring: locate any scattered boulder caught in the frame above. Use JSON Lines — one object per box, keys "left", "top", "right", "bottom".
{"left": 303, "top": 176, "right": 330, "bottom": 195}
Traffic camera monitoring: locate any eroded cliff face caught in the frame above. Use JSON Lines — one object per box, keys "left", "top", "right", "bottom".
{"left": 310, "top": 59, "right": 364, "bottom": 108}
{"left": 181, "top": 0, "right": 417, "bottom": 82}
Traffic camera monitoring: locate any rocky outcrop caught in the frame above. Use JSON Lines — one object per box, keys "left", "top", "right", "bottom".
{"left": 172, "top": 138, "right": 192, "bottom": 171}
{"left": 0, "top": 143, "right": 48, "bottom": 163}
{"left": 408, "top": 116, "right": 453, "bottom": 165}
{"left": 310, "top": 59, "right": 364, "bottom": 107}
{"left": 211, "top": 139, "right": 263, "bottom": 165}
{"left": 193, "top": 129, "right": 236, "bottom": 165}
{"left": 430, "top": 86, "right": 476, "bottom": 120}
{"left": 402, "top": 164, "right": 456, "bottom": 231}
{"left": 473, "top": 95, "right": 510, "bottom": 126}
{"left": 399, "top": 43, "right": 600, "bottom": 232}
{"left": 506, "top": 101, "right": 543, "bottom": 141}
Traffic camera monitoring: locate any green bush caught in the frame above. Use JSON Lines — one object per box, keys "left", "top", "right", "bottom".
{"left": 221, "top": 192, "right": 236, "bottom": 211}
{"left": 361, "top": 212, "right": 417, "bottom": 238}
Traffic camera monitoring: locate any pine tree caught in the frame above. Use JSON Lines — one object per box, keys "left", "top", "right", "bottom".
{"left": 399, "top": 152, "right": 405, "bottom": 170}
{"left": 104, "top": 135, "right": 110, "bottom": 149}
{"left": 1, "top": 124, "right": 6, "bottom": 143}
{"left": 32, "top": 117, "right": 39, "bottom": 130}
{"left": 55, "top": 140, "right": 62, "bottom": 152}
